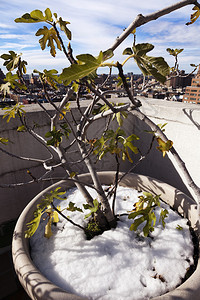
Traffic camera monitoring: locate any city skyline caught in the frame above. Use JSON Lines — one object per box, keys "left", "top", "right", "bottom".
{"left": 0, "top": 0, "right": 200, "bottom": 75}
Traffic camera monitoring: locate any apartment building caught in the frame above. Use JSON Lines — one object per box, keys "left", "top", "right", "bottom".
{"left": 182, "top": 65, "right": 200, "bottom": 104}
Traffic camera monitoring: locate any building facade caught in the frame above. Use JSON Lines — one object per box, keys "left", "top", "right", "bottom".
{"left": 182, "top": 65, "right": 200, "bottom": 104}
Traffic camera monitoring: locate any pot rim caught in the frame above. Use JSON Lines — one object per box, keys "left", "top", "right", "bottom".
{"left": 12, "top": 172, "right": 200, "bottom": 300}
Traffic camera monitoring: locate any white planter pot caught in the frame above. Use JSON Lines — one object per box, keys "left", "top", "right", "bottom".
{"left": 12, "top": 172, "right": 200, "bottom": 300}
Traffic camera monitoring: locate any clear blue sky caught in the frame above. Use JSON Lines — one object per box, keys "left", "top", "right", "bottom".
{"left": 0, "top": 0, "right": 200, "bottom": 75}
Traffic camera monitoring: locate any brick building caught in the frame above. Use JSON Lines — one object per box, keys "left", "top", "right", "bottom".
{"left": 166, "top": 70, "right": 193, "bottom": 89}
{"left": 182, "top": 65, "right": 200, "bottom": 104}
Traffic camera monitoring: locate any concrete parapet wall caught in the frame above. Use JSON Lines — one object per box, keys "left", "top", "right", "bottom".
{"left": 133, "top": 97, "right": 200, "bottom": 197}
{"left": 0, "top": 98, "right": 200, "bottom": 223}
{"left": 0, "top": 101, "right": 134, "bottom": 223}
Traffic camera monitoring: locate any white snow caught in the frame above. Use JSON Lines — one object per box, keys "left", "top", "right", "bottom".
{"left": 30, "top": 186, "right": 194, "bottom": 300}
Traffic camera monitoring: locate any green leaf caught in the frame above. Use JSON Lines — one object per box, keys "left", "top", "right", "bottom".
{"left": 17, "top": 125, "right": 26, "bottom": 132}
{"left": 44, "top": 8, "right": 53, "bottom": 22}
{"left": 58, "top": 17, "right": 71, "bottom": 40}
{"left": 53, "top": 209, "right": 60, "bottom": 223}
{"left": 45, "top": 126, "right": 63, "bottom": 147}
{"left": 1, "top": 51, "right": 21, "bottom": 71}
{"left": 34, "top": 69, "right": 60, "bottom": 89}
{"left": 159, "top": 209, "right": 169, "bottom": 228}
{"left": 143, "top": 216, "right": 154, "bottom": 237}
{"left": 156, "top": 137, "right": 173, "bottom": 157}
{"left": 125, "top": 141, "right": 138, "bottom": 154}
{"left": 128, "top": 192, "right": 166, "bottom": 237}
{"left": 166, "top": 48, "right": 184, "bottom": 57}
{"left": 43, "top": 187, "right": 66, "bottom": 203}
{"left": 2, "top": 72, "right": 27, "bottom": 91}
{"left": 190, "top": 63, "right": 198, "bottom": 67}
{"left": 130, "top": 215, "right": 146, "bottom": 231}
{"left": 67, "top": 202, "right": 83, "bottom": 213}
{"left": 25, "top": 211, "right": 42, "bottom": 238}
{"left": 59, "top": 51, "right": 104, "bottom": 85}
{"left": 0, "top": 82, "right": 11, "bottom": 98}
{"left": 36, "top": 26, "right": 62, "bottom": 57}
{"left": 176, "top": 224, "right": 183, "bottom": 231}
{"left": 44, "top": 217, "right": 53, "bottom": 239}
{"left": 102, "top": 49, "right": 114, "bottom": 60}
{"left": 69, "top": 172, "right": 76, "bottom": 178}
{"left": 15, "top": 13, "right": 41, "bottom": 23}
{"left": 83, "top": 199, "right": 100, "bottom": 219}
{"left": 133, "top": 43, "right": 170, "bottom": 84}
{"left": 60, "top": 123, "right": 71, "bottom": 138}
{"left": 157, "top": 123, "right": 168, "bottom": 132}
{"left": 25, "top": 187, "right": 66, "bottom": 238}
{"left": 30, "top": 9, "right": 46, "bottom": 21}
{"left": 134, "top": 43, "right": 154, "bottom": 56}
{"left": 0, "top": 137, "right": 9, "bottom": 145}
{"left": 123, "top": 47, "right": 133, "bottom": 55}
{"left": 15, "top": 8, "right": 53, "bottom": 23}
{"left": 2, "top": 104, "right": 25, "bottom": 123}
{"left": 186, "top": 5, "right": 200, "bottom": 25}
{"left": 116, "top": 112, "right": 123, "bottom": 127}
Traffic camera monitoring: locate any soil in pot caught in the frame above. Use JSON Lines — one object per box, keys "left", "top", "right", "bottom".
{"left": 29, "top": 185, "right": 194, "bottom": 300}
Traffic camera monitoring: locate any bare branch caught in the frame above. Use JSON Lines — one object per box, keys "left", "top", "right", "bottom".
{"left": 132, "top": 108, "right": 200, "bottom": 203}
{"left": 0, "top": 146, "right": 50, "bottom": 163}
{"left": 109, "top": 0, "right": 197, "bottom": 52}
{"left": 117, "top": 62, "right": 141, "bottom": 107}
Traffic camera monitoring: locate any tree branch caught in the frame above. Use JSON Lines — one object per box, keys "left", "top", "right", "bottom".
{"left": 132, "top": 109, "right": 200, "bottom": 203}
{"left": 109, "top": 0, "right": 197, "bottom": 52}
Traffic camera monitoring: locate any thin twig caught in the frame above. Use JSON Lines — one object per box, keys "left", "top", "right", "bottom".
{"left": 51, "top": 202, "right": 86, "bottom": 232}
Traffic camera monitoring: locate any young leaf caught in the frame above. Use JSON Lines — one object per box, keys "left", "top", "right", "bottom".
{"left": 0, "top": 137, "right": 9, "bottom": 145}
{"left": 44, "top": 8, "right": 53, "bottom": 22}
{"left": 186, "top": 5, "right": 200, "bottom": 25}
{"left": 2, "top": 72, "right": 27, "bottom": 91}
{"left": 128, "top": 192, "right": 166, "bottom": 237}
{"left": 36, "top": 26, "right": 62, "bottom": 57}
{"left": 15, "top": 8, "right": 53, "bottom": 23}
{"left": 159, "top": 209, "right": 169, "bottom": 228}
{"left": 0, "top": 82, "right": 11, "bottom": 98}
{"left": 25, "top": 210, "right": 43, "bottom": 238}
{"left": 15, "top": 13, "right": 42, "bottom": 23}
{"left": 53, "top": 209, "right": 60, "bottom": 223}
{"left": 2, "top": 104, "right": 25, "bottom": 123}
{"left": 25, "top": 188, "right": 65, "bottom": 238}
{"left": 129, "top": 207, "right": 155, "bottom": 237}
{"left": 58, "top": 17, "right": 71, "bottom": 40}
{"left": 102, "top": 49, "right": 114, "bottom": 60}
{"left": 17, "top": 125, "right": 26, "bottom": 132}
{"left": 45, "top": 127, "right": 63, "bottom": 147}
{"left": 44, "top": 217, "right": 53, "bottom": 239}
{"left": 1, "top": 51, "right": 21, "bottom": 71}
{"left": 83, "top": 199, "right": 100, "bottom": 219}
{"left": 123, "top": 48, "right": 133, "bottom": 56}
{"left": 166, "top": 48, "right": 184, "bottom": 57}
{"left": 30, "top": 10, "right": 46, "bottom": 21}
{"left": 67, "top": 202, "right": 83, "bottom": 213}
{"left": 156, "top": 137, "right": 173, "bottom": 157}
{"left": 176, "top": 224, "right": 183, "bottom": 231}
{"left": 34, "top": 69, "right": 60, "bottom": 88}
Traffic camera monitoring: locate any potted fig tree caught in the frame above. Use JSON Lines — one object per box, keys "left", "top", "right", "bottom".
{"left": 1, "top": 0, "right": 200, "bottom": 299}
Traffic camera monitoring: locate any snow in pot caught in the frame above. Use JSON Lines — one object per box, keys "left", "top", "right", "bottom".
{"left": 30, "top": 186, "right": 194, "bottom": 300}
